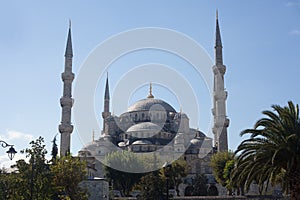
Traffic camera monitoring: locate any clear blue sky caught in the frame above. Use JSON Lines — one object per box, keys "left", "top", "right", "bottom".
{"left": 0, "top": 0, "right": 300, "bottom": 168}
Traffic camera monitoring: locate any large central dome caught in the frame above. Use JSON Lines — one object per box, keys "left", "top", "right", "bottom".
{"left": 128, "top": 98, "right": 176, "bottom": 113}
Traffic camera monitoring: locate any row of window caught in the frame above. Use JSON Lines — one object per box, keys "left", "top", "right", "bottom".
{"left": 118, "top": 131, "right": 173, "bottom": 140}
{"left": 120, "top": 111, "right": 169, "bottom": 123}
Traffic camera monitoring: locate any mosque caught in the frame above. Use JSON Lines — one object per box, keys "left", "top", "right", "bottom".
{"left": 58, "top": 13, "right": 229, "bottom": 193}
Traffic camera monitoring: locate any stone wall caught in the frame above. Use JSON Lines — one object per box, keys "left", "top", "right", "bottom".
{"left": 113, "top": 196, "right": 289, "bottom": 200}
{"left": 79, "top": 179, "right": 109, "bottom": 200}
{"left": 172, "top": 197, "right": 289, "bottom": 200}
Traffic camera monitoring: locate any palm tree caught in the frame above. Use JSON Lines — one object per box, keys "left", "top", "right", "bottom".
{"left": 232, "top": 101, "right": 300, "bottom": 199}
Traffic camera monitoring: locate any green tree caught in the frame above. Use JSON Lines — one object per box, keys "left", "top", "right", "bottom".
{"left": 0, "top": 170, "right": 24, "bottom": 200}
{"left": 51, "top": 135, "right": 58, "bottom": 164}
{"left": 160, "top": 159, "right": 187, "bottom": 196}
{"left": 223, "top": 160, "right": 234, "bottom": 190}
{"left": 104, "top": 151, "right": 146, "bottom": 196}
{"left": 51, "top": 154, "right": 88, "bottom": 200}
{"left": 13, "top": 137, "right": 53, "bottom": 200}
{"left": 210, "top": 151, "right": 234, "bottom": 191}
{"left": 137, "top": 171, "right": 164, "bottom": 200}
{"left": 0, "top": 169, "right": 11, "bottom": 199}
{"left": 232, "top": 101, "right": 300, "bottom": 199}
{"left": 0, "top": 137, "right": 88, "bottom": 200}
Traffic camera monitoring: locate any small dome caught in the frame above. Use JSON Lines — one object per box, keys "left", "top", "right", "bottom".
{"left": 127, "top": 122, "right": 162, "bottom": 133}
{"left": 78, "top": 148, "right": 92, "bottom": 156}
{"left": 118, "top": 141, "right": 126, "bottom": 147}
{"left": 132, "top": 139, "right": 153, "bottom": 145}
{"left": 128, "top": 98, "right": 176, "bottom": 113}
{"left": 174, "top": 112, "right": 189, "bottom": 120}
{"left": 82, "top": 141, "right": 97, "bottom": 149}
{"left": 190, "top": 138, "right": 203, "bottom": 146}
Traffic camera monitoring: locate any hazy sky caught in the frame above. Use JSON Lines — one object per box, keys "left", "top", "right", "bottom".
{"left": 0, "top": 0, "right": 300, "bottom": 168}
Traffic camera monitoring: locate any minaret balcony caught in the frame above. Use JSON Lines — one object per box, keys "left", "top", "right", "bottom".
{"left": 224, "top": 118, "right": 230, "bottom": 127}
{"left": 61, "top": 72, "right": 75, "bottom": 81}
{"left": 213, "top": 65, "right": 226, "bottom": 75}
{"left": 102, "top": 111, "right": 111, "bottom": 119}
{"left": 59, "top": 124, "right": 73, "bottom": 134}
{"left": 211, "top": 108, "right": 216, "bottom": 115}
{"left": 60, "top": 97, "right": 74, "bottom": 107}
{"left": 214, "top": 117, "right": 228, "bottom": 127}
{"left": 213, "top": 91, "right": 227, "bottom": 100}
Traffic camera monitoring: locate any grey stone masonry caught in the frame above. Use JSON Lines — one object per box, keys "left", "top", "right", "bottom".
{"left": 59, "top": 26, "right": 74, "bottom": 156}
{"left": 212, "top": 12, "right": 229, "bottom": 152}
{"left": 79, "top": 179, "right": 109, "bottom": 200}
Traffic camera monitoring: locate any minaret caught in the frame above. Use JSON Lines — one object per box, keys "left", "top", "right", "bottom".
{"left": 102, "top": 74, "right": 111, "bottom": 133}
{"left": 59, "top": 22, "right": 75, "bottom": 156}
{"left": 212, "top": 11, "right": 230, "bottom": 152}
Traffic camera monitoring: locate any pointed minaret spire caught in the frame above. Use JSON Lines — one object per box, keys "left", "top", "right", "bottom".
{"left": 59, "top": 23, "right": 75, "bottom": 156}
{"left": 104, "top": 73, "right": 110, "bottom": 102}
{"left": 212, "top": 11, "right": 229, "bottom": 152}
{"left": 65, "top": 21, "right": 73, "bottom": 57}
{"left": 215, "top": 10, "right": 223, "bottom": 65}
{"left": 147, "top": 82, "right": 154, "bottom": 98}
{"left": 102, "top": 73, "right": 111, "bottom": 118}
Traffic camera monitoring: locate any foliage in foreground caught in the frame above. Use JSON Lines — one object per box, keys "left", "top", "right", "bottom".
{"left": 137, "top": 171, "right": 165, "bottom": 200}
{"left": 232, "top": 101, "right": 300, "bottom": 199}
{"left": 103, "top": 151, "right": 146, "bottom": 196}
{"left": 210, "top": 151, "right": 234, "bottom": 188}
{"left": 51, "top": 155, "right": 88, "bottom": 200}
{"left": 0, "top": 136, "right": 88, "bottom": 200}
{"left": 104, "top": 151, "right": 189, "bottom": 197}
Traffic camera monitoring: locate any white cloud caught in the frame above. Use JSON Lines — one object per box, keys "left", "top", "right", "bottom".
{"left": 0, "top": 129, "right": 34, "bottom": 143}
{"left": 0, "top": 153, "right": 27, "bottom": 171}
{"left": 0, "top": 130, "right": 52, "bottom": 171}
{"left": 289, "top": 30, "right": 300, "bottom": 35}
{"left": 0, "top": 129, "right": 34, "bottom": 170}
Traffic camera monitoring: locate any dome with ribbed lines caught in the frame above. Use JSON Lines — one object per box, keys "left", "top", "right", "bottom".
{"left": 132, "top": 140, "right": 153, "bottom": 145}
{"left": 126, "top": 122, "right": 162, "bottom": 132}
{"left": 127, "top": 98, "right": 176, "bottom": 113}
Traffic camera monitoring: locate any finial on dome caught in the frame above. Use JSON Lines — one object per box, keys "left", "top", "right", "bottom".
{"left": 147, "top": 82, "right": 154, "bottom": 98}
{"left": 92, "top": 129, "right": 95, "bottom": 142}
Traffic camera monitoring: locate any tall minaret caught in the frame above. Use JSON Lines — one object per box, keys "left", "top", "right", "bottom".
{"left": 59, "top": 22, "right": 75, "bottom": 156}
{"left": 102, "top": 74, "right": 111, "bottom": 133}
{"left": 212, "top": 11, "right": 230, "bottom": 152}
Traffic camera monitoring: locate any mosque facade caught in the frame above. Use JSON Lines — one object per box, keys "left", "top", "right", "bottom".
{"left": 59, "top": 14, "right": 229, "bottom": 192}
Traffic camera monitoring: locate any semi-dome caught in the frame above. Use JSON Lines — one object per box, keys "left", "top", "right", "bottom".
{"left": 132, "top": 139, "right": 153, "bottom": 145}
{"left": 118, "top": 141, "right": 126, "bottom": 147}
{"left": 126, "top": 122, "right": 162, "bottom": 133}
{"left": 190, "top": 138, "right": 203, "bottom": 146}
{"left": 128, "top": 98, "right": 176, "bottom": 113}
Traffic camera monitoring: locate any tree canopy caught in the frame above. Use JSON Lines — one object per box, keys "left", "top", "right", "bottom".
{"left": 0, "top": 136, "right": 88, "bottom": 200}
{"left": 103, "top": 151, "right": 146, "bottom": 196}
{"left": 210, "top": 151, "right": 234, "bottom": 188}
{"left": 160, "top": 159, "right": 187, "bottom": 196}
{"left": 232, "top": 101, "right": 300, "bottom": 199}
